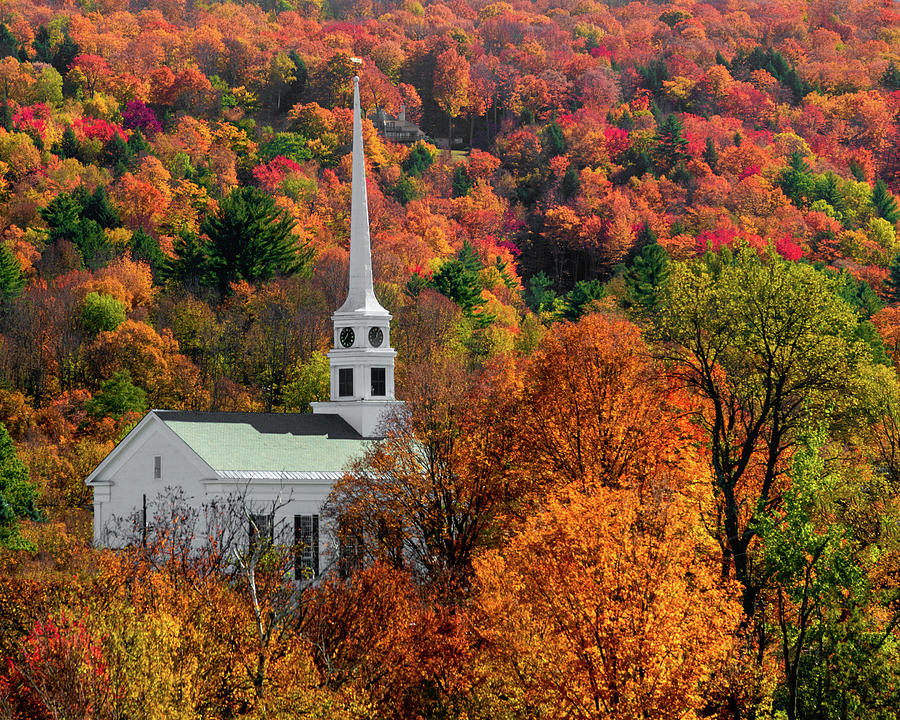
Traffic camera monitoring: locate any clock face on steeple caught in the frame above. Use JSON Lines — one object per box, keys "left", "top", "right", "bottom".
{"left": 340, "top": 327, "right": 355, "bottom": 348}
{"left": 368, "top": 326, "right": 384, "bottom": 347}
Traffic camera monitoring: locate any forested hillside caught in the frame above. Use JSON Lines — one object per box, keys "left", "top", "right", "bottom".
{"left": 1, "top": 0, "right": 900, "bottom": 717}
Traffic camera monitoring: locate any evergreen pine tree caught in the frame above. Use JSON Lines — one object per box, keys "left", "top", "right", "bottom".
{"left": 202, "top": 186, "right": 310, "bottom": 294}
{"left": 0, "top": 25, "right": 17, "bottom": 60}
{"left": 831, "top": 271, "right": 882, "bottom": 319}
{"left": 82, "top": 186, "right": 120, "bottom": 229}
{"left": 127, "top": 128, "right": 150, "bottom": 156}
{"left": 27, "top": 129, "right": 43, "bottom": 152}
{"left": 451, "top": 164, "right": 474, "bottom": 197}
{"left": 56, "top": 125, "right": 80, "bottom": 160}
{"left": 703, "top": 137, "right": 718, "bottom": 171}
{"left": 32, "top": 25, "right": 52, "bottom": 63}
{"left": 620, "top": 221, "right": 658, "bottom": 269}
{"left": 41, "top": 188, "right": 116, "bottom": 269}
{"left": 102, "top": 134, "right": 131, "bottom": 168}
{"left": 0, "top": 242, "right": 23, "bottom": 303}
{"left": 562, "top": 279, "right": 605, "bottom": 320}
{"left": 0, "top": 101, "right": 11, "bottom": 131}
{"left": 404, "top": 272, "right": 430, "bottom": 298}
{"left": 872, "top": 179, "right": 899, "bottom": 225}
{"left": 623, "top": 242, "right": 669, "bottom": 313}
{"left": 637, "top": 58, "right": 669, "bottom": 94}
{"left": 389, "top": 174, "right": 419, "bottom": 205}
{"left": 40, "top": 191, "right": 83, "bottom": 241}
{"left": 51, "top": 30, "right": 79, "bottom": 76}
{"left": 526, "top": 271, "right": 556, "bottom": 314}
{"left": 403, "top": 142, "right": 433, "bottom": 176}
{"left": 457, "top": 239, "right": 482, "bottom": 274}
{"left": 282, "top": 51, "right": 308, "bottom": 109}
{"left": 73, "top": 218, "right": 113, "bottom": 270}
{"left": 430, "top": 241, "right": 485, "bottom": 314}
{"left": 882, "top": 60, "right": 900, "bottom": 91}
{"left": 561, "top": 163, "right": 580, "bottom": 198}
{"left": 541, "top": 120, "right": 566, "bottom": 157}
{"left": 849, "top": 160, "right": 866, "bottom": 183}
{"left": 777, "top": 151, "right": 815, "bottom": 206}
{"left": 671, "top": 161, "right": 692, "bottom": 186}
{"left": 159, "top": 230, "right": 211, "bottom": 293}
{"left": 653, "top": 114, "right": 689, "bottom": 174}
{"left": 885, "top": 253, "right": 900, "bottom": 303}
{"left": 129, "top": 228, "right": 165, "bottom": 275}
{"left": 813, "top": 172, "right": 845, "bottom": 215}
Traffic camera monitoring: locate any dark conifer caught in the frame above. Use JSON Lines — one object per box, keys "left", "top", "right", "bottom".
{"left": 56, "top": 126, "right": 80, "bottom": 160}
{"left": 654, "top": 115, "right": 689, "bottom": 173}
{"left": 0, "top": 101, "right": 12, "bottom": 131}
{"left": 0, "top": 243, "right": 23, "bottom": 303}
{"left": 0, "top": 24, "right": 18, "bottom": 60}
{"left": 430, "top": 240, "right": 484, "bottom": 314}
{"left": 872, "top": 179, "right": 899, "bottom": 225}
{"left": 202, "top": 186, "right": 310, "bottom": 294}
{"left": 885, "top": 254, "right": 900, "bottom": 304}
{"left": 703, "top": 137, "right": 718, "bottom": 171}
{"left": 540, "top": 120, "right": 566, "bottom": 157}
{"left": 624, "top": 242, "right": 669, "bottom": 313}
{"left": 160, "top": 231, "right": 210, "bottom": 293}
{"left": 127, "top": 128, "right": 150, "bottom": 156}
{"left": 129, "top": 228, "right": 165, "bottom": 275}
{"left": 562, "top": 279, "right": 605, "bottom": 320}
{"left": 882, "top": 60, "right": 900, "bottom": 91}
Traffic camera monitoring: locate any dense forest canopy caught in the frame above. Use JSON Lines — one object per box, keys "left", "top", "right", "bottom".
{"left": 0, "top": 0, "right": 900, "bottom": 717}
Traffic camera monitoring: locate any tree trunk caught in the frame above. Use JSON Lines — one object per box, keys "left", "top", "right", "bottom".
{"left": 448, "top": 113, "right": 453, "bottom": 155}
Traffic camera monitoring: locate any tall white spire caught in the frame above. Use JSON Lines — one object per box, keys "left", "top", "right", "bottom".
{"left": 311, "top": 76, "right": 401, "bottom": 438}
{"left": 338, "top": 76, "right": 389, "bottom": 316}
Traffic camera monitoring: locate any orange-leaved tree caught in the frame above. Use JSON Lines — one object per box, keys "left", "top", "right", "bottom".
{"left": 518, "top": 311, "right": 702, "bottom": 495}
{"left": 475, "top": 480, "right": 741, "bottom": 720}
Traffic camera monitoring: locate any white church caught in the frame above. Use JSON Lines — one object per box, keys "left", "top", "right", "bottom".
{"left": 85, "top": 78, "right": 401, "bottom": 576}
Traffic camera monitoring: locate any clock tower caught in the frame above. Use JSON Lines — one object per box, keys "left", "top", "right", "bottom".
{"left": 311, "top": 76, "right": 401, "bottom": 438}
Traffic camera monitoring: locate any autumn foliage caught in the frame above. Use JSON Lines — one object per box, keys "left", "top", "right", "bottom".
{"left": 0, "top": 0, "right": 899, "bottom": 717}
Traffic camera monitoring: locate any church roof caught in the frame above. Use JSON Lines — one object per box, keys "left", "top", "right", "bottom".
{"left": 154, "top": 410, "right": 369, "bottom": 473}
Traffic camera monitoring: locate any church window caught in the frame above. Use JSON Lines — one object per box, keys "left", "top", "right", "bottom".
{"left": 338, "top": 520, "right": 363, "bottom": 579}
{"left": 371, "top": 367, "right": 386, "bottom": 396}
{"left": 154, "top": 456, "right": 161, "bottom": 479}
{"left": 338, "top": 368, "right": 354, "bottom": 397}
{"left": 248, "top": 513, "right": 274, "bottom": 557}
{"left": 295, "top": 514, "right": 319, "bottom": 579}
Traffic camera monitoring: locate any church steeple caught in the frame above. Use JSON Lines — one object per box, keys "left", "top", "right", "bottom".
{"left": 338, "top": 76, "right": 389, "bottom": 316}
{"left": 311, "top": 76, "right": 401, "bottom": 438}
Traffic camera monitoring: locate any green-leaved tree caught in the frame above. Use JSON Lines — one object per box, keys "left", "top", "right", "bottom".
{"left": 85, "top": 370, "right": 148, "bottom": 419}
{"left": 653, "top": 248, "right": 871, "bottom": 618}
{"left": 81, "top": 291, "right": 126, "bottom": 336}
{"left": 0, "top": 422, "right": 41, "bottom": 549}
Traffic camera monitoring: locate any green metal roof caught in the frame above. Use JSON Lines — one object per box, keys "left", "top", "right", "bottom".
{"left": 156, "top": 411, "right": 369, "bottom": 473}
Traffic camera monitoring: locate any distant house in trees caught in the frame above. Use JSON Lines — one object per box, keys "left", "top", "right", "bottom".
{"left": 85, "top": 78, "right": 402, "bottom": 576}
{"left": 371, "top": 104, "right": 425, "bottom": 144}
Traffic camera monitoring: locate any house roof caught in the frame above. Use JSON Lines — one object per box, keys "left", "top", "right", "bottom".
{"left": 154, "top": 410, "right": 369, "bottom": 473}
